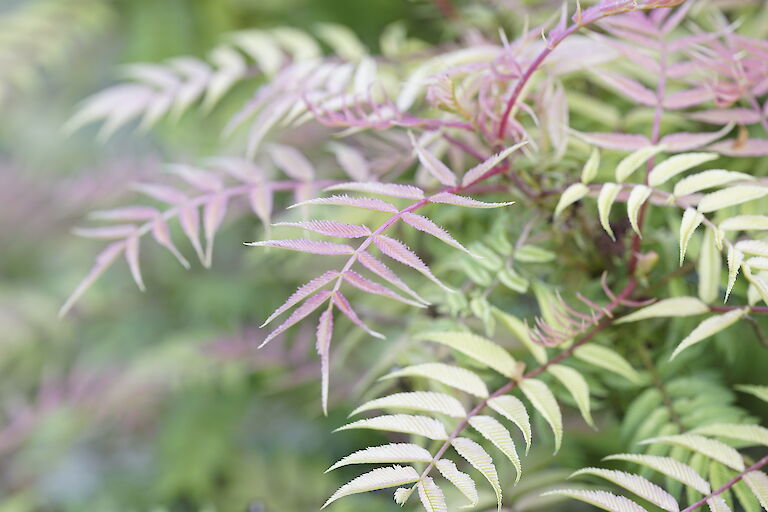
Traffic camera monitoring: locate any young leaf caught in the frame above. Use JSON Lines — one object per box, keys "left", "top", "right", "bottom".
{"left": 416, "top": 331, "right": 520, "bottom": 379}
{"left": 698, "top": 228, "right": 721, "bottom": 304}
{"left": 542, "top": 489, "right": 649, "bottom": 512}
{"left": 520, "top": 379, "right": 563, "bottom": 453}
{"left": 555, "top": 183, "right": 589, "bottom": 218}
{"left": 435, "top": 459, "right": 479, "bottom": 508}
{"left": 574, "top": 345, "right": 641, "bottom": 383}
{"left": 410, "top": 133, "right": 456, "bottom": 186}
{"left": 492, "top": 308, "right": 547, "bottom": 364}
{"left": 627, "top": 185, "right": 652, "bottom": 236}
{"left": 571, "top": 468, "right": 679, "bottom": 512}
{"left": 582, "top": 148, "right": 600, "bottom": 184}
{"left": 576, "top": 132, "right": 651, "bottom": 151}
{"left": 679, "top": 208, "right": 704, "bottom": 265}
{"left": 417, "top": 476, "right": 447, "bottom": 512}
{"left": 327, "top": 144, "right": 371, "bottom": 182}
{"left": 316, "top": 309, "right": 333, "bottom": 414}
{"left": 469, "top": 415, "right": 522, "bottom": 483}
{"left": 291, "top": 194, "right": 399, "bottom": 213}
{"left": 736, "top": 241, "right": 768, "bottom": 258}
{"left": 327, "top": 443, "right": 433, "bottom": 472}
{"left": 262, "top": 271, "right": 339, "bottom": 327}
{"left": 720, "top": 216, "right": 768, "bottom": 232}
{"left": 401, "top": 212, "right": 472, "bottom": 255}
{"left": 268, "top": 143, "right": 315, "bottom": 181}
{"left": 373, "top": 235, "right": 450, "bottom": 291}
{"left": 674, "top": 170, "right": 754, "bottom": 197}
{"left": 671, "top": 308, "right": 749, "bottom": 359}
{"left": 260, "top": 290, "right": 332, "bottom": 347}
{"left": 247, "top": 239, "right": 354, "bottom": 255}
{"left": 151, "top": 219, "right": 191, "bottom": 269}
{"left": 487, "top": 395, "right": 532, "bottom": 454}
{"left": 382, "top": 363, "right": 489, "bottom": 398}
{"left": 617, "top": 297, "right": 708, "bottom": 324}
{"left": 603, "top": 454, "right": 711, "bottom": 494}
{"left": 322, "top": 465, "right": 420, "bottom": 509}
{"left": 60, "top": 243, "right": 125, "bottom": 316}
{"left": 343, "top": 271, "right": 424, "bottom": 308}
{"left": 548, "top": 364, "right": 594, "bottom": 428}
{"left": 325, "top": 182, "right": 424, "bottom": 200}
{"left": 648, "top": 153, "right": 719, "bottom": 187}
{"left": 429, "top": 192, "right": 514, "bottom": 209}
{"left": 335, "top": 414, "right": 448, "bottom": 440}
{"left": 125, "top": 236, "right": 145, "bottom": 291}
{"left": 273, "top": 220, "right": 371, "bottom": 238}
{"left": 333, "top": 291, "right": 384, "bottom": 339}
{"left": 179, "top": 205, "right": 205, "bottom": 263}
{"left": 697, "top": 186, "right": 768, "bottom": 214}
{"left": 615, "top": 145, "right": 665, "bottom": 182}
{"left": 451, "top": 437, "right": 502, "bottom": 511}
{"left": 461, "top": 141, "right": 527, "bottom": 187}
{"left": 640, "top": 435, "right": 745, "bottom": 471}
{"left": 350, "top": 391, "right": 466, "bottom": 418}
{"left": 357, "top": 251, "right": 429, "bottom": 305}
{"left": 598, "top": 183, "right": 621, "bottom": 240}
{"left": 726, "top": 246, "right": 744, "bottom": 301}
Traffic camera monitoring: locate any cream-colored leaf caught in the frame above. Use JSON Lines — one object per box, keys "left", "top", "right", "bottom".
{"left": 641, "top": 434, "right": 745, "bottom": 471}
{"left": 435, "top": 459, "right": 479, "bottom": 508}
{"left": 543, "top": 489, "right": 649, "bottom": 512}
{"left": 469, "top": 415, "right": 522, "bottom": 483}
{"left": 323, "top": 465, "right": 420, "bottom": 508}
{"left": 720, "top": 215, "right": 768, "bottom": 232}
{"left": 350, "top": 391, "right": 466, "bottom": 418}
{"left": 671, "top": 308, "right": 748, "bottom": 360}
{"left": 492, "top": 308, "right": 547, "bottom": 364}
{"left": 726, "top": 246, "right": 744, "bottom": 301}
{"left": 598, "top": 183, "right": 621, "bottom": 240}
{"left": 708, "top": 496, "right": 734, "bottom": 512}
{"left": 571, "top": 468, "right": 679, "bottom": 512}
{"left": 674, "top": 170, "right": 754, "bottom": 197}
{"left": 335, "top": 414, "right": 448, "bottom": 440}
{"left": 691, "top": 424, "right": 768, "bottom": 448}
{"left": 416, "top": 331, "right": 520, "bottom": 379}
{"left": 617, "top": 297, "right": 708, "bottom": 324}
{"left": 648, "top": 152, "right": 718, "bottom": 187}
{"left": 418, "top": 476, "right": 448, "bottom": 512}
{"left": 736, "top": 240, "right": 768, "bottom": 258}
{"left": 698, "top": 228, "right": 721, "bottom": 304}
{"left": 451, "top": 437, "right": 502, "bottom": 511}
{"left": 327, "top": 443, "right": 433, "bottom": 472}
{"left": 627, "top": 186, "right": 652, "bottom": 236}
{"left": 737, "top": 385, "right": 768, "bottom": 404}
{"left": 747, "top": 257, "right": 768, "bottom": 271}
{"left": 616, "top": 145, "right": 665, "bottom": 183}
{"left": 382, "top": 363, "right": 489, "bottom": 398}
{"left": 698, "top": 185, "right": 768, "bottom": 214}
{"left": 743, "top": 471, "right": 768, "bottom": 511}
{"left": 520, "top": 379, "right": 563, "bottom": 453}
{"left": 394, "top": 487, "right": 411, "bottom": 505}
{"left": 555, "top": 183, "right": 589, "bottom": 218}
{"left": 604, "top": 454, "right": 711, "bottom": 494}
{"left": 582, "top": 148, "right": 600, "bottom": 184}
{"left": 548, "top": 364, "right": 594, "bottom": 427}
{"left": 680, "top": 208, "right": 704, "bottom": 265}
{"left": 487, "top": 395, "right": 532, "bottom": 453}
{"left": 574, "top": 344, "right": 642, "bottom": 383}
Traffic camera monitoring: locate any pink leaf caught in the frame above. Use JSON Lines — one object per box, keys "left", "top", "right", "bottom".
{"left": 202, "top": 195, "right": 228, "bottom": 267}
{"left": 316, "top": 308, "right": 334, "bottom": 414}
{"left": 260, "top": 290, "right": 332, "bottom": 348}
{"left": 409, "top": 133, "right": 457, "bottom": 186}
{"left": 400, "top": 212, "right": 471, "bottom": 255}
{"left": 262, "top": 270, "right": 339, "bottom": 327}
{"left": 333, "top": 291, "right": 384, "bottom": 339}
{"left": 373, "top": 234, "right": 450, "bottom": 291}
{"left": 72, "top": 225, "right": 137, "bottom": 239}
{"left": 328, "top": 142, "right": 370, "bottom": 181}
{"left": 461, "top": 142, "right": 527, "bottom": 187}
{"left": 179, "top": 205, "right": 205, "bottom": 263}
{"left": 429, "top": 192, "right": 514, "bottom": 209}
{"left": 343, "top": 270, "right": 424, "bottom": 308}
{"left": 707, "top": 138, "right": 768, "bottom": 157}
{"left": 273, "top": 220, "right": 371, "bottom": 238}
{"left": 659, "top": 123, "right": 733, "bottom": 152}
{"left": 575, "top": 132, "right": 652, "bottom": 151}
{"left": 89, "top": 206, "right": 158, "bottom": 222}
{"left": 357, "top": 251, "right": 429, "bottom": 305}
{"left": 593, "top": 71, "right": 657, "bottom": 106}
{"left": 151, "top": 219, "right": 190, "bottom": 269}
{"left": 125, "top": 236, "right": 145, "bottom": 291}
{"left": 60, "top": 242, "right": 125, "bottom": 316}
{"left": 132, "top": 183, "right": 188, "bottom": 204}
{"left": 689, "top": 109, "right": 763, "bottom": 125}
{"left": 166, "top": 164, "right": 223, "bottom": 191}
{"left": 247, "top": 239, "right": 355, "bottom": 255}
{"left": 664, "top": 88, "right": 714, "bottom": 110}
{"left": 291, "top": 194, "right": 399, "bottom": 213}
{"left": 268, "top": 143, "right": 315, "bottom": 181}
{"left": 324, "top": 182, "right": 424, "bottom": 200}
{"left": 249, "top": 183, "right": 273, "bottom": 230}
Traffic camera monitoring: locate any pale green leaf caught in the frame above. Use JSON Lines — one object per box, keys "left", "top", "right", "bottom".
{"left": 737, "top": 385, "right": 768, "bottom": 404}
{"left": 598, "top": 183, "right": 621, "bottom": 240}
{"left": 680, "top": 208, "right": 704, "bottom": 265}
{"left": 416, "top": 331, "right": 520, "bottom": 379}
{"left": 327, "top": 443, "right": 433, "bottom": 472}
{"left": 435, "top": 459, "right": 478, "bottom": 508}
{"left": 487, "top": 395, "right": 532, "bottom": 454}
{"left": 648, "top": 152, "right": 718, "bottom": 187}
{"left": 726, "top": 246, "right": 744, "bottom": 301}
{"left": 543, "top": 489, "right": 649, "bottom": 512}
{"left": 616, "top": 145, "right": 665, "bottom": 183}
{"left": 604, "top": 454, "right": 711, "bottom": 494}
{"left": 641, "top": 434, "right": 745, "bottom": 471}
{"left": 747, "top": 257, "right": 768, "bottom": 271}
{"left": 574, "top": 344, "right": 642, "bottom": 383}
{"left": 720, "top": 215, "right": 768, "bottom": 232}
{"left": 698, "top": 228, "right": 722, "bottom": 304}
{"left": 736, "top": 240, "right": 768, "bottom": 258}
{"left": 616, "top": 297, "right": 709, "bottom": 324}
{"left": 571, "top": 468, "right": 679, "bottom": 512}
{"left": 382, "top": 363, "right": 489, "bottom": 398}
{"left": 674, "top": 170, "right": 754, "bottom": 197}
{"left": 548, "top": 364, "right": 594, "bottom": 427}
{"left": 520, "top": 379, "right": 563, "bottom": 453}
{"left": 708, "top": 496, "right": 733, "bottom": 512}
{"left": 698, "top": 185, "right": 768, "bottom": 213}
{"left": 417, "top": 476, "right": 447, "bottom": 512}
{"left": 582, "top": 148, "right": 600, "bottom": 184}
{"left": 492, "top": 308, "right": 547, "bottom": 364}
{"left": 451, "top": 437, "right": 502, "bottom": 511}
{"left": 350, "top": 391, "right": 466, "bottom": 418}
{"left": 627, "top": 185, "right": 652, "bottom": 236}
{"left": 743, "top": 471, "right": 768, "bottom": 511}
{"left": 315, "top": 22, "right": 367, "bottom": 61}
{"left": 335, "top": 414, "right": 448, "bottom": 440}
{"left": 555, "top": 183, "right": 589, "bottom": 218}
{"left": 691, "top": 424, "right": 768, "bottom": 448}
{"left": 671, "top": 308, "right": 748, "bottom": 359}
{"left": 469, "top": 415, "right": 522, "bottom": 483}
{"left": 515, "top": 245, "right": 556, "bottom": 263}
{"left": 323, "top": 465, "right": 420, "bottom": 508}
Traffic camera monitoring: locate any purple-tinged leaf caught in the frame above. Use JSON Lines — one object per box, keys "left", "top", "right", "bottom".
{"left": 274, "top": 220, "right": 371, "bottom": 238}
{"left": 260, "top": 290, "right": 332, "bottom": 348}
{"left": 208, "top": 157, "right": 266, "bottom": 183}
{"left": 324, "top": 182, "right": 424, "bottom": 200}
{"left": 132, "top": 183, "right": 187, "bottom": 204}
{"left": 89, "top": 206, "right": 158, "bottom": 222}
{"left": 179, "top": 205, "right": 205, "bottom": 263}
{"left": 664, "top": 88, "right": 714, "bottom": 110}
{"left": 72, "top": 225, "right": 137, "bottom": 239}
{"left": 343, "top": 270, "right": 424, "bottom": 308}
{"left": 151, "top": 219, "right": 190, "bottom": 269}
{"left": 409, "top": 133, "right": 457, "bottom": 187}
{"left": 401, "top": 212, "right": 471, "bottom": 255}
{"left": 249, "top": 184, "right": 273, "bottom": 230}
{"left": 461, "top": 142, "right": 527, "bottom": 187}
{"left": 575, "top": 132, "right": 652, "bottom": 151}
{"left": 263, "top": 271, "right": 339, "bottom": 327}
{"left": 316, "top": 308, "right": 334, "bottom": 414}
{"left": 659, "top": 123, "right": 734, "bottom": 152}
{"left": 333, "top": 291, "right": 384, "bottom": 339}
{"left": 689, "top": 109, "right": 762, "bottom": 125}
{"left": 593, "top": 71, "right": 656, "bottom": 106}
{"left": 667, "top": 60, "right": 700, "bottom": 80}
{"left": 429, "top": 192, "right": 514, "bottom": 209}
{"left": 125, "top": 236, "right": 145, "bottom": 291}
{"left": 328, "top": 142, "right": 370, "bottom": 181}
{"left": 166, "top": 164, "right": 223, "bottom": 191}
{"left": 202, "top": 195, "right": 228, "bottom": 268}
{"left": 357, "top": 251, "right": 429, "bottom": 305}
{"left": 708, "top": 138, "right": 768, "bottom": 157}
{"left": 373, "top": 235, "right": 450, "bottom": 291}
{"left": 291, "top": 194, "right": 399, "bottom": 213}
{"left": 247, "top": 239, "right": 355, "bottom": 255}
{"left": 268, "top": 143, "right": 315, "bottom": 181}
{"left": 60, "top": 242, "right": 125, "bottom": 316}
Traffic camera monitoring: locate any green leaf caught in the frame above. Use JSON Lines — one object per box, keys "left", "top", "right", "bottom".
{"left": 555, "top": 183, "right": 589, "bottom": 217}
{"left": 487, "top": 395, "right": 533, "bottom": 453}
{"left": 416, "top": 331, "right": 520, "bottom": 379}
{"left": 492, "top": 308, "right": 546, "bottom": 364}
{"left": 520, "top": 379, "right": 563, "bottom": 453}
{"left": 615, "top": 145, "right": 665, "bottom": 182}
{"left": 598, "top": 183, "right": 621, "bottom": 240}
{"left": 617, "top": 297, "right": 709, "bottom": 324}
{"left": 671, "top": 308, "right": 748, "bottom": 359}
{"left": 548, "top": 364, "right": 594, "bottom": 428}
{"left": 648, "top": 152, "right": 718, "bottom": 187}
{"left": 574, "top": 344, "right": 642, "bottom": 383}
{"left": 582, "top": 148, "right": 600, "bottom": 184}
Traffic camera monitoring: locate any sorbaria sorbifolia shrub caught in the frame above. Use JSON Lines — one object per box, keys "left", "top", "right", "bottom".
{"left": 64, "top": 0, "right": 768, "bottom": 510}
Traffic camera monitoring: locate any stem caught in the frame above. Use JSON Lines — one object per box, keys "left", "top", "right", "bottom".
{"left": 681, "top": 455, "right": 768, "bottom": 512}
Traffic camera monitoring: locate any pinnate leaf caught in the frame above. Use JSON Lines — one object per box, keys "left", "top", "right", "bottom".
{"left": 247, "top": 239, "right": 354, "bottom": 255}
{"left": 429, "top": 192, "right": 514, "bottom": 209}
{"left": 451, "top": 437, "right": 502, "bottom": 511}
{"left": 351, "top": 391, "right": 466, "bottom": 418}
{"left": 671, "top": 308, "right": 748, "bottom": 360}
{"left": 641, "top": 434, "right": 745, "bottom": 471}
{"left": 520, "top": 379, "right": 563, "bottom": 453}
{"left": 292, "top": 194, "right": 399, "bottom": 213}
{"left": 323, "top": 465, "right": 419, "bottom": 509}
{"left": 325, "top": 181, "right": 424, "bottom": 200}
{"left": 548, "top": 364, "right": 594, "bottom": 428}
{"left": 373, "top": 235, "right": 450, "bottom": 291}
{"left": 335, "top": 414, "right": 448, "bottom": 440}
{"left": 416, "top": 331, "right": 520, "bottom": 379}
{"left": 617, "top": 297, "right": 708, "bottom": 324}
{"left": 273, "top": 220, "right": 370, "bottom": 238}
{"left": 327, "top": 443, "right": 432, "bottom": 472}
{"left": 383, "top": 363, "right": 488, "bottom": 398}
{"left": 571, "top": 468, "right": 679, "bottom": 512}
{"left": 603, "top": 454, "right": 711, "bottom": 494}
{"left": 543, "top": 489, "right": 649, "bottom": 512}
{"left": 469, "top": 415, "right": 522, "bottom": 483}
{"left": 435, "top": 459, "right": 478, "bottom": 508}
{"left": 418, "top": 477, "right": 447, "bottom": 512}
{"left": 487, "top": 395, "right": 532, "bottom": 453}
